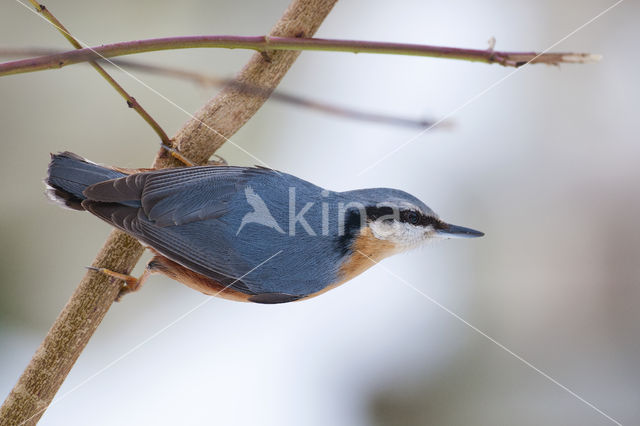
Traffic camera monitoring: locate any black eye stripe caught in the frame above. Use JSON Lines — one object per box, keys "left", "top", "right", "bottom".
{"left": 365, "top": 206, "right": 443, "bottom": 228}
{"left": 401, "top": 210, "right": 419, "bottom": 224}
{"left": 401, "top": 210, "right": 442, "bottom": 227}
{"left": 365, "top": 206, "right": 395, "bottom": 221}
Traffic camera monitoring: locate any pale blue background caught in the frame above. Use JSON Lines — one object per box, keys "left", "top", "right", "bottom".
{"left": 1, "top": 0, "right": 638, "bottom": 425}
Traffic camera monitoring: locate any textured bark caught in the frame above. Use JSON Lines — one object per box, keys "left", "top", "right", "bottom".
{"left": 154, "top": 1, "right": 337, "bottom": 168}
{"left": 0, "top": 231, "right": 143, "bottom": 426}
{"left": 0, "top": 1, "right": 337, "bottom": 424}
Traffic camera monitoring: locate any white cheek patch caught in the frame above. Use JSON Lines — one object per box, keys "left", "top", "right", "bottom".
{"left": 369, "top": 219, "right": 433, "bottom": 250}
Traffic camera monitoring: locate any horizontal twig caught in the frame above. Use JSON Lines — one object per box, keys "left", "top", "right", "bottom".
{"left": 0, "top": 35, "right": 600, "bottom": 77}
{"left": 0, "top": 47, "right": 444, "bottom": 129}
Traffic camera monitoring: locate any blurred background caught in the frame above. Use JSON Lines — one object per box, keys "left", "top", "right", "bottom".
{"left": 1, "top": 0, "right": 639, "bottom": 424}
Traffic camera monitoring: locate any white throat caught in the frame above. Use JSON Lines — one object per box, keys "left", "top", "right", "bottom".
{"left": 368, "top": 219, "right": 432, "bottom": 251}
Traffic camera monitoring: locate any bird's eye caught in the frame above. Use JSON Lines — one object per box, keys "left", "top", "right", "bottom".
{"left": 407, "top": 211, "right": 420, "bottom": 225}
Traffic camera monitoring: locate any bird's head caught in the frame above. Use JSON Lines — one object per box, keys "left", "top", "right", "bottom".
{"left": 343, "top": 188, "right": 484, "bottom": 254}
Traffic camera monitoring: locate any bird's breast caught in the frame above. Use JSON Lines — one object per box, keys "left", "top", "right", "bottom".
{"left": 339, "top": 226, "right": 399, "bottom": 281}
{"left": 298, "top": 227, "right": 399, "bottom": 301}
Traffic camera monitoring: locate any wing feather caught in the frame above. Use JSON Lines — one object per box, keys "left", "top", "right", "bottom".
{"left": 81, "top": 165, "right": 339, "bottom": 297}
{"left": 81, "top": 166, "right": 287, "bottom": 294}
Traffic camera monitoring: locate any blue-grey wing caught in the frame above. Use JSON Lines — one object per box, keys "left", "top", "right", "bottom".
{"left": 84, "top": 166, "right": 343, "bottom": 297}
{"left": 86, "top": 166, "right": 264, "bottom": 226}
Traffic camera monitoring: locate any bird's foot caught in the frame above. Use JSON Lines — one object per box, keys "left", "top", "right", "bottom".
{"left": 86, "top": 266, "right": 146, "bottom": 301}
{"left": 161, "top": 142, "right": 227, "bottom": 167}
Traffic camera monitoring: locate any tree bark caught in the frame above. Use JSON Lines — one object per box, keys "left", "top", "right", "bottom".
{"left": 0, "top": 1, "right": 337, "bottom": 424}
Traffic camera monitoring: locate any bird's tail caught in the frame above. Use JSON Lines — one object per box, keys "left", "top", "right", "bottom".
{"left": 45, "top": 152, "right": 125, "bottom": 211}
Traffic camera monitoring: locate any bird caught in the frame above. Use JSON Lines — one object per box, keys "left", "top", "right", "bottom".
{"left": 236, "top": 186, "right": 285, "bottom": 236}
{"left": 45, "top": 151, "right": 484, "bottom": 304}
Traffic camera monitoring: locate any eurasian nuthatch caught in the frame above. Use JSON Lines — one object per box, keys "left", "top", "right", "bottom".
{"left": 46, "top": 151, "right": 483, "bottom": 304}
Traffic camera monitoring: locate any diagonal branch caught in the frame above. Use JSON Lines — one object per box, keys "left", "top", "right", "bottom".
{"left": 0, "top": 35, "right": 600, "bottom": 77}
{"left": 26, "top": 0, "right": 171, "bottom": 145}
{"left": 0, "top": 0, "right": 337, "bottom": 424}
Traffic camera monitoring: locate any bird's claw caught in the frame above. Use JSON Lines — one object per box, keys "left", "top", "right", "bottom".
{"left": 161, "top": 142, "right": 227, "bottom": 167}
{"left": 86, "top": 266, "right": 140, "bottom": 302}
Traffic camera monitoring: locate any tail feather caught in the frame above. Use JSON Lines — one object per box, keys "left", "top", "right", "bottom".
{"left": 45, "top": 152, "right": 125, "bottom": 211}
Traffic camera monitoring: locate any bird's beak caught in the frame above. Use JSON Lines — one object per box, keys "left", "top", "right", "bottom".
{"left": 436, "top": 223, "right": 484, "bottom": 239}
